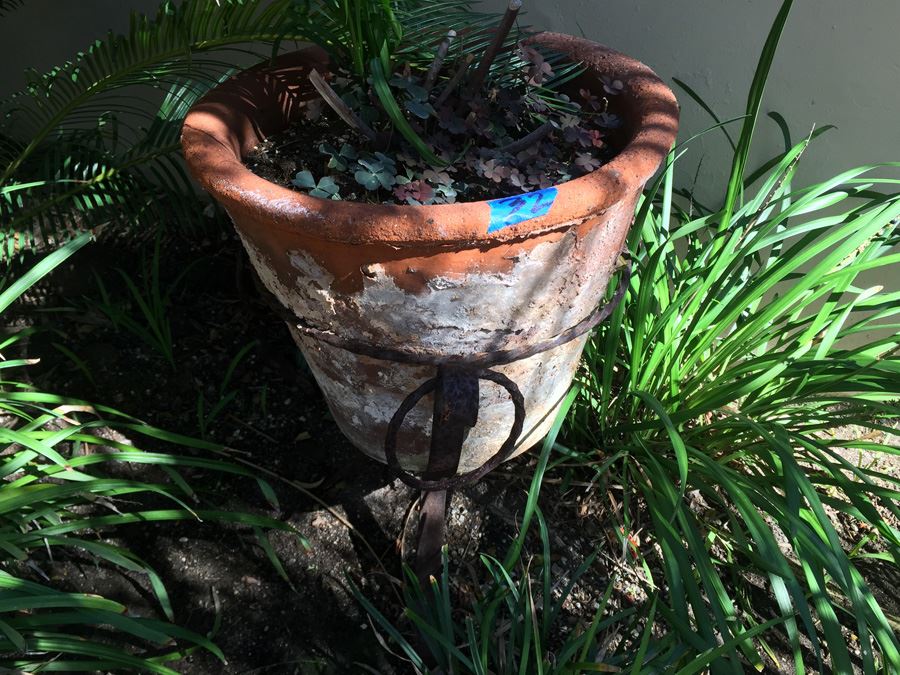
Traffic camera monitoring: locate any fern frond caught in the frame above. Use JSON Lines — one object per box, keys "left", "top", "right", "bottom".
{"left": 0, "top": 0, "right": 311, "bottom": 258}
{"left": 0, "top": 0, "right": 24, "bottom": 17}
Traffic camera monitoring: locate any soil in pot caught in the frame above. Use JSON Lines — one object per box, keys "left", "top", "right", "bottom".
{"left": 241, "top": 16, "right": 630, "bottom": 206}
{"left": 244, "top": 95, "right": 626, "bottom": 206}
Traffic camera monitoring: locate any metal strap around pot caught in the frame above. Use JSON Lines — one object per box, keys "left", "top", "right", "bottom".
{"left": 290, "top": 254, "right": 632, "bottom": 371}
{"left": 260, "top": 255, "right": 631, "bottom": 491}
{"left": 255, "top": 253, "right": 631, "bottom": 584}
{"left": 375, "top": 255, "right": 629, "bottom": 490}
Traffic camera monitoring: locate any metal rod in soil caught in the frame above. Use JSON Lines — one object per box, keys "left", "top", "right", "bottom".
{"left": 423, "top": 29, "right": 457, "bottom": 93}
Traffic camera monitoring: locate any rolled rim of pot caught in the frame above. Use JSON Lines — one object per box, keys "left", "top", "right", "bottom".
{"left": 181, "top": 33, "right": 679, "bottom": 245}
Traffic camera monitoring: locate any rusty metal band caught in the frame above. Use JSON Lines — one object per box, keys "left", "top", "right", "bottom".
{"left": 278, "top": 256, "right": 631, "bottom": 492}
{"left": 290, "top": 255, "right": 632, "bottom": 369}
{"left": 255, "top": 254, "right": 632, "bottom": 585}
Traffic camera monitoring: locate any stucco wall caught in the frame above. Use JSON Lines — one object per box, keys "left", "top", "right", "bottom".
{"left": 0, "top": 1, "right": 160, "bottom": 96}
{"left": 482, "top": 0, "right": 900, "bottom": 203}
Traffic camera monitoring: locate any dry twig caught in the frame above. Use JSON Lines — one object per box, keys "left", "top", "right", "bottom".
{"left": 434, "top": 54, "right": 475, "bottom": 108}
{"left": 423, "top": 29, "right": 457, "bottom": 93}
{"left": 498, "top": 121, "right": 553, "bottom": 154}
{"left": 308, "top": 68, "right": 378, "bottom": 142}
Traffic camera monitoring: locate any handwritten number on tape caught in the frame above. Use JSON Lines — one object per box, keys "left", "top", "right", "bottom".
{"left": 487, "top": 186, "right": 557, "bottom": 234}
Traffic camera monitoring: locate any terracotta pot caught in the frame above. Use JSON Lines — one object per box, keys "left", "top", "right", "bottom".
{"left": 181, "top": 34, "right": 678, "bottom": 475}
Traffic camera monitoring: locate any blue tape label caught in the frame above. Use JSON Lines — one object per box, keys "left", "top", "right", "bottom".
{"left": 487, "top": 186, "right": 557, "bottom": 233}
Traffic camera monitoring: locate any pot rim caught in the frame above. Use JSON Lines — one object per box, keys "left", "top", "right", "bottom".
{"left": 181, "top": 32, "right": 678, "bottom": 246}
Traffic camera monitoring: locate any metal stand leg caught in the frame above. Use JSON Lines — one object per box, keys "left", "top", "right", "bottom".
{"left": 413, "top": 366, "right": 479, "bottom": 585}
{"left": 415, "top": 488, "right": 449, "bottom": 586}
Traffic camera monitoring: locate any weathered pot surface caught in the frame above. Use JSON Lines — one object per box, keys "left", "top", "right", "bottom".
{"left": 181, "top": 33, "right": 678, "bottom": 473}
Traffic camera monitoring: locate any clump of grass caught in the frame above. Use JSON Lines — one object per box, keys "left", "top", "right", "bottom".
{"left": 89, "top": 234, "right": 197, "bottom": 369}
{"left": 355, "top": 390, "right": 778, "bottom": 673}
{"left": 565, "top": 0, "right": 900, "bottom": 668}
{"left": 197, "top": 339, "right": 259, "bottom": 438}
{"left": 352, "top": 391, "right": 648, "bottom": 674}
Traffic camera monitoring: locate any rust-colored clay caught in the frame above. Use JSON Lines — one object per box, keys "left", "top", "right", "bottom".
{"left": 181, "top": 34, "right": 678, "bottom": 472}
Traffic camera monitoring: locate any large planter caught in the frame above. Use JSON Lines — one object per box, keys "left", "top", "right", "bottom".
{"left": 181, "top": 34, "right": 678, "bottom": 477}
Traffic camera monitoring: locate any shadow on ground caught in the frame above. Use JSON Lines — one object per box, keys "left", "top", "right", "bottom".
{"left": 16, "top": 229, "right": 552, "bottom": 673}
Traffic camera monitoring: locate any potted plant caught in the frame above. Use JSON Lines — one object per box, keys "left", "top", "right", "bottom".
{"left": 181, "top": 0, "right": 677, "bottom": 521}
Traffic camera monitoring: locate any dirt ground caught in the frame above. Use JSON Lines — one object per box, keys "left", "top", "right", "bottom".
{"left": 15, "top": 229, "right": 587, "bottom": 673}
{"left": 9, "top": 227, "right": 899, "bottom": 674}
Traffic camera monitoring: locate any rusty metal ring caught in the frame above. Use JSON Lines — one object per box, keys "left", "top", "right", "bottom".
{"left": 384, "top": 369, "right": 526, "bottom": 491}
